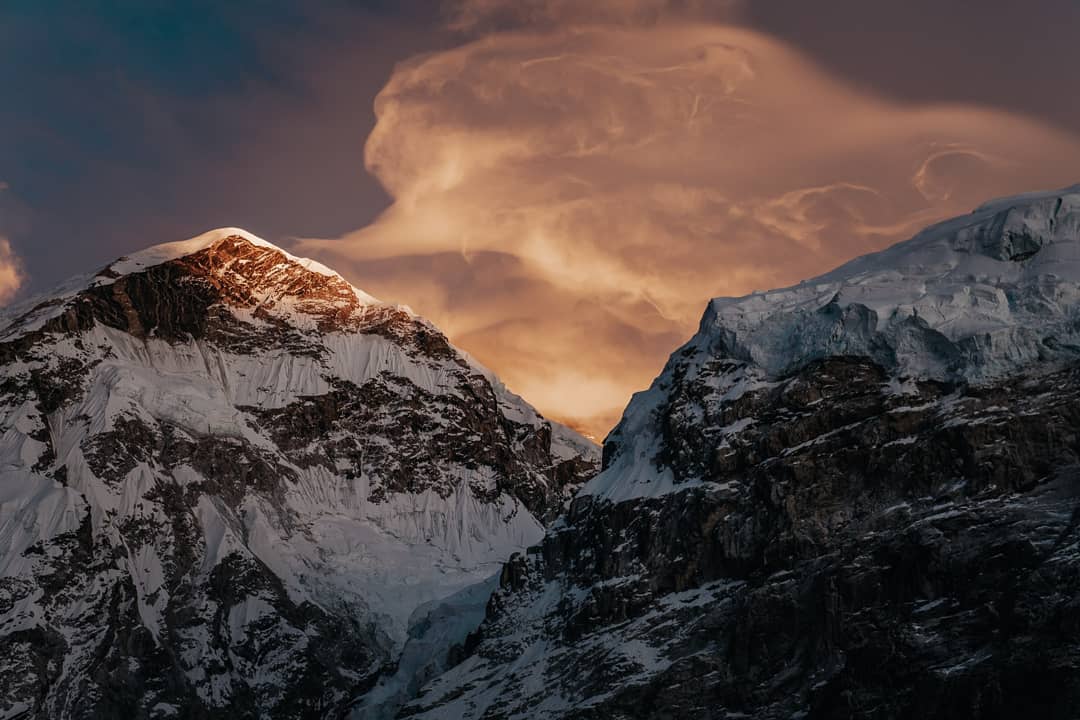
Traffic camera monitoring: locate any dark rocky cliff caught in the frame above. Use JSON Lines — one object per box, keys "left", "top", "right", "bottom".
{"left": 402, "top": 188, "right": 1080, "bottom": 720}
{"left": 404, "top": 356, "right": 1080, "bottom": 719}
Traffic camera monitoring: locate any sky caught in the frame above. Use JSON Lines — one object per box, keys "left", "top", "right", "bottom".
{"left": 5, "top": 0, "right": 1080, "bottom": 438}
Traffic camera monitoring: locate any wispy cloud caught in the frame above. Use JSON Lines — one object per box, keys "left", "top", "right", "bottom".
{"left": 301, "top": 15, "right": 1080, "bottom": 437}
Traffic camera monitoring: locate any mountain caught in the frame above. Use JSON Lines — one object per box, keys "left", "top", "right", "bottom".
{"left": 0, "top": 228, "right": 599, "bottom": 719}
{"left": 402, "top": 186, "right": 1080, "bottom": 719}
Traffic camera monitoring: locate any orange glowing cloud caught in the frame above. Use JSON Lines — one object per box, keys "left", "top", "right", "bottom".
{"left": 0, "top": 183, "right": 24, "bottom": 305}
{"left": 299, "top": 17, "right": 1080, "bottom": 439}
{"left": 0, "top": 237, "right": 23, "bottom": 305}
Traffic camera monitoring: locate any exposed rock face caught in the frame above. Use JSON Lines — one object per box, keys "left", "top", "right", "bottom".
{"left": 0, "top": 229, "right": 598, "bottom": 719}
{"left": 403, "top": 187, "right": 1080, "bottom": 719}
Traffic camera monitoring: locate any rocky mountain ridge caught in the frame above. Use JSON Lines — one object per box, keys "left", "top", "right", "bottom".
{"left": 403, "top": 185, "right": 1080, "bottom": 719}
{"left": 0, "top": 228, "right": 598, "bottom": 719}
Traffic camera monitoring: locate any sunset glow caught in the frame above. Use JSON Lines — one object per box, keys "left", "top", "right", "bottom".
{"left": 8, "top": 0, "right": 1080, "bottom": 438}
{"left": 299, "top": 5, "right": 1080, "bottom": 436}
{"left": 7, "top": 3, "right": 1080, "bottom": 716}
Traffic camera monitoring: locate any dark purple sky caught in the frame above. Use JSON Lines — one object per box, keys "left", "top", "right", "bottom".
{"left": 1, "top": 1, "right": 441, "bottom": 288}
{"left": 4, "top": 0, "right": 1079, "bottom": 294}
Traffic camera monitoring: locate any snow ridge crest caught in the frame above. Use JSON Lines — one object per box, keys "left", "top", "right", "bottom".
{"left": 587, "top": 183, "right": 1080, "bottom": 503}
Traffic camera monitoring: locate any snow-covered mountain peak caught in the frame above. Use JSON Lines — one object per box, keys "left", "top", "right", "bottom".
{"left": 588, "top": 183, "right": 1080, "bottom": 503}
{"left": 100, "top": 227, "right": 382, "bottom": 311}
{"left": 701, "top": 184, "right": 1080, "bottom": 376}
{"left": 102, "top": 227, "right": 364, "bottom": 291}
{"left": 1, "top": 228, "right": 414, "bottom": 347}
{"left": 0, "top": 226, "right": 599, "bottom": 716}
{"left": 403, "top": 186, "right": 1080, "bottom": 720}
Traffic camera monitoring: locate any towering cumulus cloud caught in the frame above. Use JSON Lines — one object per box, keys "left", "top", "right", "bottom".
{"left": 300, "top": 4, "right": 1080, "bottom": 437}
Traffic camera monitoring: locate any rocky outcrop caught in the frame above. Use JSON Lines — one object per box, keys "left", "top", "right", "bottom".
{"left": 403, "top": 187, "right": 1080, "bottom": 720}
{"left": 0, "top": 229, "right": 598, "bottom": 719}
{"left": 405, "top": 361, "right": 1080, "bottom": 720}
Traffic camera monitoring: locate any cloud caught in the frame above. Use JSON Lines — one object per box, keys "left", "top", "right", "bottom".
{"left": 299, "top": 20, "right": 1080, "bottom": 438}
{"left": 0, "top": 183, "right": 25, "bottom": 305}
{"left": 0, "top": 237, "right": 24, "bottom": 305}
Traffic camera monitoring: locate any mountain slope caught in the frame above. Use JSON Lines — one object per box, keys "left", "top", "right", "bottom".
{"left": 0, "top": 229, "right": 598, "bottom": 719}
{"left": 592, "top": 183, "right": 1080, "bottom": 504}
{"left": 403, "top": 186, "right": 1080, "bottom": 719}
